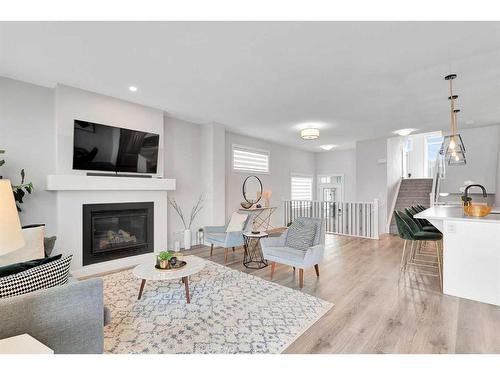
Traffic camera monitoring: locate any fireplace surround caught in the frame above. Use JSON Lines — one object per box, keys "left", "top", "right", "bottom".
{"left": 83, "top": 202, "right": 154, "bottom": 266}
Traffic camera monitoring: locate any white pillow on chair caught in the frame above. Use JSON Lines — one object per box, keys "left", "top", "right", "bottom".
{"left": 226, "top": 212, "right": 248, "bottom": 232}
{"left": 0, "top": 226, "right": 45, "bottom": 267}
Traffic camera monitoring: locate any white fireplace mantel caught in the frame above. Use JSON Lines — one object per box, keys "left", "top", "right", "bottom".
{"left": 46, "top": 174, "right": 176, "bottom": 191}
{"left": 46, "top": 174, "right": 174, "bottom": 277}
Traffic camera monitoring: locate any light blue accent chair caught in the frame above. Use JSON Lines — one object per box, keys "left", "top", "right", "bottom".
{"left": 204, "top": 213, "right": 253, "bottom": 263}
{"left": 261, "top": 217, "right": 325, "bottom": 288}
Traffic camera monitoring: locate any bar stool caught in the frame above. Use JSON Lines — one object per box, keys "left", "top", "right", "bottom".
{"left": 405, "top": 207, "right": 441, "bottom": 233}
{"left": 394, "top": 210, "right": 443, "bottom": 291}
{"left": 415, "top": 204, "right": 427, "bottom": 212}
{"left": 394, "top": 210, "right": 415, "bottom": 272}
{"left": 404, "top": 207, "right": 441, "bottom": 259}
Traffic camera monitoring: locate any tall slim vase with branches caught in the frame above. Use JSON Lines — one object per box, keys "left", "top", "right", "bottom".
{"left": 168, "top": 195, "right": 204, "bottom": 250}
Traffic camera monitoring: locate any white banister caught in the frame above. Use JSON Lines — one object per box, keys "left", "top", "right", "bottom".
{"left": 283, "top": 199, "right": 379, "bottom": 240}
{"left": 386, "top": 178, "right": 402, "bottom": 233}
{"left": 373, "top": 198, "right": 379, "bottom": 239}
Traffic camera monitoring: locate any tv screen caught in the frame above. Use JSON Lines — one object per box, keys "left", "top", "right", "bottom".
{"left": 73, "top": 120, "right": 160, "bottom": 174}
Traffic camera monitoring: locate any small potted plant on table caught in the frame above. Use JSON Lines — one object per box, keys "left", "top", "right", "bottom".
{"left": 157, "top": 251, "right": 177, "bottom": 269}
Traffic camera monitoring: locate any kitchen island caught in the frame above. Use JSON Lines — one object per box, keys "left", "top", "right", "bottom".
{"left": 415, "top": 206, "right": 500, "bottom": 306}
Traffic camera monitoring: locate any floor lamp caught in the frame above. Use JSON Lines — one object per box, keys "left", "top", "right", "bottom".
{"left": 0, "top": 179, "right": 25, "bottom": 256}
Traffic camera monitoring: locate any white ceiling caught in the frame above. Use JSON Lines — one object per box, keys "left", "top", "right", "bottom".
{"left": 1, "top": 22, "right": 500, "bottom": 151}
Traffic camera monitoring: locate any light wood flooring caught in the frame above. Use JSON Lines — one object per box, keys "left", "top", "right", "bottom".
{"left": 184, "top": 234, "right": 500, "bottom": 354}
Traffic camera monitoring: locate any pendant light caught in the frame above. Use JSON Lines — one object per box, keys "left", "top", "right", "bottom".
{"left": 440, "top": 74, "right": 466, "bottom": 165}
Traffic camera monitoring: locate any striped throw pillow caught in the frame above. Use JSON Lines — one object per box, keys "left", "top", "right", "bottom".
{"left": 0, "top": 255, "right": 72, "bottom": 299}
{"left": 285, "top": 221, "right": 316, "bottom": 251}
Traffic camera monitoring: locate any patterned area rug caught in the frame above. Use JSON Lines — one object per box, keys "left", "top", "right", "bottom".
{"left": 103, "top": 257, "right": 333, "bottom": 354}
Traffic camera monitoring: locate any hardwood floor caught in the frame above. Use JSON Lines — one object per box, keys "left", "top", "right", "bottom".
{"left": 184, "top": 234, "right": 500, "bottom": 353}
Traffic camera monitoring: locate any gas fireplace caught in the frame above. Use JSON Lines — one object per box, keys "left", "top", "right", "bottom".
{"left": 82, "top": 202, "right": 154, "bottom": 266}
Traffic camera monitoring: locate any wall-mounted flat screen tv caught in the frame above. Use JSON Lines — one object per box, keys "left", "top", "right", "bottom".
{"left": 73, "top": 120, "right": 160, "bottom": 174}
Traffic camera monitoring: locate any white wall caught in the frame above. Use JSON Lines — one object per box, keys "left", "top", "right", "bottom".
{"left": 439, "top": 125, "right": 500, "bottom": 194}
{"left": 164, "top": 115, "right": 206, "bottom": 246}
{"left": 225, "top": 132, "right": 316, "bottom": 228}
{"left": 315, "top": 149, "right": 357, "bottom": 201}
{"left": 405, "top": 133, "right": 426, "bottom": 178}
{"left": 356, "top": 138, "right": 388, "bottom": 235}
{"left": 201, "top": 123, "right": 226, "bottom": 226}
{"left": 386, "top": 136, "right": 403, "bottom": 228}
{"left": 55, "top": 84, "right": 164, "bottom": 176}
{"left": 0, "top": 77, "right": 57, "bottom": 234}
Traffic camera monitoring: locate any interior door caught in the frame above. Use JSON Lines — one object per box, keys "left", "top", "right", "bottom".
{"left": 317, "top": 175, "right": 344, "bottom": 202}
{"left": 322, "top": 187, "right": 336, "bottom": 202}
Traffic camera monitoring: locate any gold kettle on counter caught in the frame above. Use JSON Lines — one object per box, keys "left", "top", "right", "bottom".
{"left": 461, "top": 184, "right": 492, "bottom": 217}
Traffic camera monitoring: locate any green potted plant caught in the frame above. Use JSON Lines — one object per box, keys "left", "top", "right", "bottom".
{"left": 157, "top": 251, "right": 176, "bottom": 269}
{"left": 0, "top": 149, "right": 34, "bottom": 211}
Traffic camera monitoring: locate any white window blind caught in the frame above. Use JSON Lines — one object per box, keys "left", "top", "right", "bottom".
{"left": 291, "top": 176, "right": 313, "bottom": 201}
{"left": 232, "top": 146, "right": 269, "bottom": 173}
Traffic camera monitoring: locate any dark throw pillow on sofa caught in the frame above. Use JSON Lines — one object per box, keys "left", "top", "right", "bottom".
{"left": 0, "top": 254, "right": 63, "bottom": 278}
{"left": 0, "top": 255, "right": 72, "bottom": 299}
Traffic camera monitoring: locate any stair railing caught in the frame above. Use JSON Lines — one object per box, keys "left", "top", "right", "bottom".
{"left": 283, "top": 199, "right": 379, "bottom": 239}
{"left": 386, "top": 177, "right": 403, "bottom": 232}
{"left": 430, "top": 150, "right": 445, "bottom": 206}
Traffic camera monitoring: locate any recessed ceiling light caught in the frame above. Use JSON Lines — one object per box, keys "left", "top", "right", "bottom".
{"left": 300, "top": 128, "right": 320, "bottom": 140}
{"left": 320, "top": 144, "right": 336, "bottom": 151}
{"left": 393, "top": 128, "right": 417, "bottom": 137}
{"left": 128, "top": 86, "right": 138, "bottom": 92}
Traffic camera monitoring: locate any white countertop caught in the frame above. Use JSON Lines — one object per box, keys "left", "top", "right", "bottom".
{"left": 415, "top": 206, "right": 500, "bottom": 223}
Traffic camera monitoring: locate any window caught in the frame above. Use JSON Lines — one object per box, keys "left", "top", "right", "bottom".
{"left": 291, "top": 176, "right": 313, "bottom": 201}
{"left": 320, "top": 176, "right": 331, "bottom": 184}
{"left": 404, "top": 138, "right": 413, "bottom": 152}
{"left": 425, "top": 133, "right": 444, "bottom": 178}
{"left": 232, "top": 145, "right": 270, "bottom": 173}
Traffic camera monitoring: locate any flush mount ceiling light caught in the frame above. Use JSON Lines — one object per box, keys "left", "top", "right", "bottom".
{"left": 128, "top": 86, "right": 138, "bottom": 92}
{"left": 393, "top": 128, "right": 417, "bottom": 137}
{"left": 439, "top": 74, "right": 466, "bottom": 166}
{"left": 300, "top": 128, "right": 320, "bottom": 140}
{"left": 320, "top": 144, "right": 336, "bottom": 151}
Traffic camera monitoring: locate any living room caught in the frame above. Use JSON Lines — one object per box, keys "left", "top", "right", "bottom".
{"left": 1, "top": 2, "right": 500, "bottom": 374}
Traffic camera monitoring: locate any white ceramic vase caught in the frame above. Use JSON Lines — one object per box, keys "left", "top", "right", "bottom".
{"left": 183, "top": 229, "right": 192, "bottom": 250}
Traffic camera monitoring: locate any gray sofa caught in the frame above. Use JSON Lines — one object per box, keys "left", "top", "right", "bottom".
{"left": 0, "top": 277, "right": 105, "bottom": 354}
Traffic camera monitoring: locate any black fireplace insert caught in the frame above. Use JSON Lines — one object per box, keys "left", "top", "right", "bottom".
{"left": 83, "top": 202, "right": 154, "bottom": 266}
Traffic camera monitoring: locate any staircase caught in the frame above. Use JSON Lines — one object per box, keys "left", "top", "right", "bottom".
{"left": 389, "top": 178, "right": 433, "bottom": 234}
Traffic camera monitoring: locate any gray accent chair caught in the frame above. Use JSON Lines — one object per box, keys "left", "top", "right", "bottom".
{"left": 204, "top": 213, "right": 253, "bottom": 263}
{"left": 0, "top": 277, "right": 106, "bottom": 353}
{"left": 261, "top": 217, "right": 325, "bottom": 288}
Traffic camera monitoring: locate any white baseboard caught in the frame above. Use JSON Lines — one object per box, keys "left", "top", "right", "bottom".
{"left": 70, "top": 252, "right": 155, "bottom": 278}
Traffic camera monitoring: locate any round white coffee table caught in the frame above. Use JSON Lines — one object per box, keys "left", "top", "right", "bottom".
{"left": 132, "top": 255, "right": 206, "bottom": 303}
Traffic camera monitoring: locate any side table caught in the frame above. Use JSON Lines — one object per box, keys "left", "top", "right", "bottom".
{"left": 243, "top": 231, "right": 269, "bottom": 269}
{"left": 0, "top": 334, "right": 53, "bottom": 354}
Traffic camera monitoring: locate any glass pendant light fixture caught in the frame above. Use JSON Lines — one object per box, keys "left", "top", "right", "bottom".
{"left": 440, "top": 74, "right": 466, "bottom": 165}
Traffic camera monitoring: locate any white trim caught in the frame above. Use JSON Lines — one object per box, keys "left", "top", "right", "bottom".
{"left": 46, "top": 174, "right": 176, "bottom": 191}
{"left": 290, "top": 172, "right": 314, "bottom": 178}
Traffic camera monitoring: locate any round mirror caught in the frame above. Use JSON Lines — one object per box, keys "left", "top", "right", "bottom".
{"left": 242, "top": 175, "right": 263, "bottom": 205}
